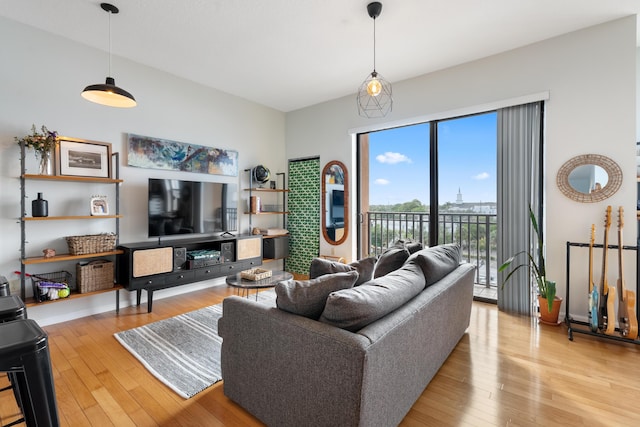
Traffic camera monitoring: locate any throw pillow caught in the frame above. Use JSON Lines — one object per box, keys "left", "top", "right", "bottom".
{"left": 275, "top": 270, "right": 359, "bottom": 319}
{"left": 319, "top": 261, "right": 426, "bottom": 332}
{"left": 348, "top": 256, "right": 377, "bottom": 286}
{"left": 309, "top": 257, "right": 355, "bottom": 279}
{"left": 372, "top": 247, "right": 410, "bottom": 278}
{"left": 408, "top": 243, "right": 461, "bottom": 286}
{"left": 390, "top": 238, "right": 423, "bottom": 254}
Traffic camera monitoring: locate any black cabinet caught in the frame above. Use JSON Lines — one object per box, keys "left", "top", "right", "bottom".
{"left": 117, "top": 234, "right": 262, "bottom": 312}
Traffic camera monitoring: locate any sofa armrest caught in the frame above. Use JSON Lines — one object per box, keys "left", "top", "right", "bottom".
{"left": 218, "top": 296, "right": 371, "bottom": 427}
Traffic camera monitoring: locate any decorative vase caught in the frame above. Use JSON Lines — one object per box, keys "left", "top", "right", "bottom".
{"left": 538, "top": 295, "right": 563, "bottom": 325}
{"left": 32, "top": 192, "right": 48, "bottom": 217}
{"left": 35, "top": 149, "right": 53, "bottom": 175}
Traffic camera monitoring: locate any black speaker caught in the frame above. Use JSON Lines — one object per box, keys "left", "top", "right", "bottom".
{"left": 221, "top": 242, "right": 235, "bottom": 262}
{"left": 263, "top": 236, "right": 289, "bottom": 259}
{"left": 173, "top": 247, "right": 187, "bottom": 271}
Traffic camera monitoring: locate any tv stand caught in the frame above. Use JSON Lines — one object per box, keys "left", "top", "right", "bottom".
{"left": 117, "top": 234, "right": 262, "bottom": 312}
{"left": 220, "top": 231, "right": 235, "bottom": 237}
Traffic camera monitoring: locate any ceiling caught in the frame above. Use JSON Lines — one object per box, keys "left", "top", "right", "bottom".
{"left": 1, "top": 0, "right": 639, "bottom": 112}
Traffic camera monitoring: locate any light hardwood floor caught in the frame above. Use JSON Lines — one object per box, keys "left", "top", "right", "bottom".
{"left": 2, "top": 286, "right": 640, "bottom": 426}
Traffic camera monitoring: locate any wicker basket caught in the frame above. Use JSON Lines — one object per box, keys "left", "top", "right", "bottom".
{"left": 66, "top": 233, "right": 117, "bottom": 255}
{"left": 76, "top": 259, "right": 114, "bottom": 293}
{"left": 240, "top": 268, "right": 272, "bottom": 281}
{"left": 31, "top": 271, "right": 73, "bottom": 302}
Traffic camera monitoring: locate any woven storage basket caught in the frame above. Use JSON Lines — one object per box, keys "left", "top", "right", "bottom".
{"left": 76, "top": 259, "right": 114, "bottom": 293}
{"left": 66, "top": 233, "right": 117, "bottom": 255}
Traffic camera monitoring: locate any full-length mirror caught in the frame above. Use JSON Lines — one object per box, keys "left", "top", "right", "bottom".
{"left": 322, "top": 160, "right": 349, "bottom": 245}
{"left": 556, "top": 154, "right": 622, "bottom": 203}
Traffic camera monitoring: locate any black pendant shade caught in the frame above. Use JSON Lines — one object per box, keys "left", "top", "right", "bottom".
{"left": 82, "top": 76, "right": 136, "bottom": 108}
{"left": 81, "top": 3, "right": 136, "bottom": 108}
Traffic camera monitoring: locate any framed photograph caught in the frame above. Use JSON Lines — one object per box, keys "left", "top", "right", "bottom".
{"left": 90, "top": 196, "right": 109, "bottom": 216}
{"left": 56, "top": 137, "right": 112, "bottom": 178}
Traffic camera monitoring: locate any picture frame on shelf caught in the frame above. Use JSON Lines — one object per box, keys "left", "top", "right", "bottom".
{"left": 56, "top": 137, "right": 112, "bottom": 178}
{"left": 90, "top": 196, "right": 109, "bottom": 216}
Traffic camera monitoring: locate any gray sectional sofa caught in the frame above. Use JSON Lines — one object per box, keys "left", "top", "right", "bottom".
{"left": 218, "top": 243, "right": 475, "bottom": 427}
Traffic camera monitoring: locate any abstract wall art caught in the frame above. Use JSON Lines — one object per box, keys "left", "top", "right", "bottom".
{"left": 127, "top": 134, "right": 238, "bottom": 177}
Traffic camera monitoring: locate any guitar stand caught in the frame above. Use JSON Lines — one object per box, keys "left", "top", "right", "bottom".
{"left": 565, "top": 241, "right": 640, "bottom": 344}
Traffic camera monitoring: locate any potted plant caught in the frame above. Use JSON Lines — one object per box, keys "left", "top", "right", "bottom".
{"left": 499, "top": 206, "right": 562, "bottom": 324}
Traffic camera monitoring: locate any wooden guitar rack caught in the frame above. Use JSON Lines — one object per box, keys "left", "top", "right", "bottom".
{"left": 565, "top": 241, "right": 639, "bottom": 344}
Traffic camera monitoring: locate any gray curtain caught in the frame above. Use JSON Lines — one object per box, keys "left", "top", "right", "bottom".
{"left": 497, "top": 102, "right": 543, "bottom": 314}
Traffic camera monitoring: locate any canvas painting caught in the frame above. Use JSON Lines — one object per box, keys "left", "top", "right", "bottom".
{"left": 127, "top": 134, "right": 238, "bottom": 177}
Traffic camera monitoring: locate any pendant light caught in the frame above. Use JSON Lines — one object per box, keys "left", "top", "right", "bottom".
{"left": 357, "top": 2, "right": 392, "bottom": 118}
{"left": 82, "top": 3, "right": 136, "bottom": 108}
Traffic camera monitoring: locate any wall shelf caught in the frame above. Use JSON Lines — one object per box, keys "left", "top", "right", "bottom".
{"left": 22, "top": 250, "right": 124, "bottom": 265}
{"left": 22, "top": 173, "right": 123, "bottom": 184}
{"left": 22, "top": 215, "right": 122, "bottom": 221}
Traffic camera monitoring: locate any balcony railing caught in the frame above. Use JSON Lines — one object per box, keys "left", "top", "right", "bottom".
{"left": 367, "top": 211, "right": 498, "bottom": 288}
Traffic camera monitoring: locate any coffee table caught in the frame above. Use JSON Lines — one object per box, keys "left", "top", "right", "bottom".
{"left": 226, "top": 270, "right": 293, "bottom": 300}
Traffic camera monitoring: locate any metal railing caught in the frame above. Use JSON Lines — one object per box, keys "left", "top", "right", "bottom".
{"left": 367, "top": 211, "right": 498, "bottom": 288}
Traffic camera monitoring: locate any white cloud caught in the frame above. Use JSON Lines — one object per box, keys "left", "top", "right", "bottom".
{"left": 375, "top": 178, "right": 390, "bottom": 185}
{"left": 472, "top": 172, "right": 490, "bottom": 180}
{"left": 376, "top": 152, "right": 411, "bottom": 164}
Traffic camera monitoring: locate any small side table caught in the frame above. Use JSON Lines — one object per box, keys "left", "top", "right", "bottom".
{"left": 226, "top": 270, "right": 293, "bottom": 300}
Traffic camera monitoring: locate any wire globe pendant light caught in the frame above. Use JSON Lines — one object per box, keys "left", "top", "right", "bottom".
{"left": 82, "top": 3, "right": 136, "bottom": 108}
{"left": 357, "top": 2, "right": 392, "bottom": 118}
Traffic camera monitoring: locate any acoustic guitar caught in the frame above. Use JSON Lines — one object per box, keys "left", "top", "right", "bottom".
{"left": 588, "top": 224, "right": 599, "bottom": 332}
{"left": 616, "top": 207, "right": 638, "bottom": 340}
{"left": 599, "top": 206, "right": 617, "bottom": 336}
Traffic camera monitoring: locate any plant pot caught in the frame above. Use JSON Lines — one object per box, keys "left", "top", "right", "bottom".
{"left": 538, "top": 295, "right": 563, "bottom": 325}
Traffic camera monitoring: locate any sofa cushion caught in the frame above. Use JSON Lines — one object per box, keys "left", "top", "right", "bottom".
{"left": 318, "top": 261, "right": 426, "bottom": 332}
{"left": 372, "top": 247, "right": 410, "bottom": 278}
{"left": 275, "top": 271, "right": 359, "bottom": 319}
{"left": 309, "top": 257, "right": 355, "bottom": 279}
{"left": 408, "top": 243, "right": 461, "bottom": 286}
{"left": 309, "top": 256, "right": 376, "bottom": 286}
{"left": 390, "top": 238, "right": 423, "bottom": 254}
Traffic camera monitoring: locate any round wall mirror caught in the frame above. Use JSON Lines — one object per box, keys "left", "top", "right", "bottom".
{"left": 556, "top": 154, "right": 622, "bottom": 203}
{"left": 322, "top": 160, "right": 349, "bottom": 245}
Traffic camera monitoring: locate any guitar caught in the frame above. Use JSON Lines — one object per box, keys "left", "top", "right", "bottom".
{"left": 588, "top": 224, "right": 599, "bottom": 332}
{"left": 599, "top": 206, "right": 617, "bottom": 335}
{"left": 616, "top": 207, "right": 638, "bottom": 340}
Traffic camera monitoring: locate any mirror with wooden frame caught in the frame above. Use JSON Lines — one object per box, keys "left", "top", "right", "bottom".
{"left": 322, "top": 160, "right": 349, "bottom": 245}
{"left": 556, "top": 154, "right": 622, "bottom": 203}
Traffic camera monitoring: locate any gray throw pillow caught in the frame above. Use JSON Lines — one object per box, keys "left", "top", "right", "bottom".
{"left": 407, "top": 243, "right": 461, "bottom": 286}
{"left": 319, "top": 261, "right": 426, "bottom": 332}
{"left": 275, "top": 270, "right": 359, "bottom": 319}
{"left": 372, "top": 247, "right": 410, "bottom": 278}
{"left": 348, "top": 257, "right": 377, "bottom": 286}
{"left": 309, "top": 257, "right": 355, "bottom": 279}
{"left": 390, "top": 238, "right": 423, "bottom": 254}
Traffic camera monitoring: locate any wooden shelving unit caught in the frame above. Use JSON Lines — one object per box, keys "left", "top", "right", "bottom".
{"left": 244, "top": 170, "right": 289, "bottom": 264}
{"left": 19, "top": 143, "right": 122, "bottom": 306}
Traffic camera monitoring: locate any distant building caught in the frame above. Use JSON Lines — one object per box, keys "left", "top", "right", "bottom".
{"left": 445, "top": 188, "right": 496, "bottom": 214}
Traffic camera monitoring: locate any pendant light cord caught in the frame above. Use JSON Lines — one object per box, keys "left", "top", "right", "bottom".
{"left": 108, "top": 8, "right": 112, "bottom": 77}
{"left": 372, "top": 16, "right": 376, "bottom": 72}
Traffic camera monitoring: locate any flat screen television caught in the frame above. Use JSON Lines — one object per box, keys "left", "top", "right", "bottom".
{"left": 331, "top": 189, "right": 345, "bottom": 224}
{"left": 148, "top": 178, "right": 238, "bottom": 237}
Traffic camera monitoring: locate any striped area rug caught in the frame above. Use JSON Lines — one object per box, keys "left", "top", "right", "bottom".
{"left": 114, "top": 290, "right": 276, "bottom": 398}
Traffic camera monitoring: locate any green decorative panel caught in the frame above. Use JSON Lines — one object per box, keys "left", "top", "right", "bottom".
{"left": 287, "top": 158, "right": 321, "bottom": 275}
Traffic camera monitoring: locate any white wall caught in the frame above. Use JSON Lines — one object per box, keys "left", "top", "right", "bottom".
{"left": 0, "top": 17, "right": 286, "bottom": 325}
{"left": 286, "top": 16, "right": 637, "bottom": 321}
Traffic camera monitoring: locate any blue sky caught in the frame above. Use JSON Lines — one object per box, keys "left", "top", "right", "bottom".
{"left": 368, "top": 112, "right": 497, "bottom": 206}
